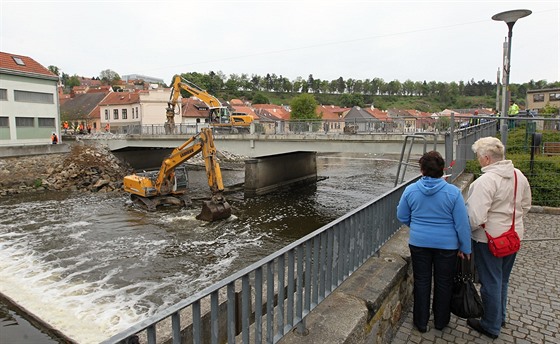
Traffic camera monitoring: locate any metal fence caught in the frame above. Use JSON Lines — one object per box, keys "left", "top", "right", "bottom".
{"left": 446, "top": 118, "right": 499, "bottom": 182}
{"left": 90, "top": 112, "right": 558, "bottom": 138}
{"left": 101, "top": 114, "right": 558, "bottom": 343}
{"left": 449, "top": 115, "right": 560, "bottom": 207}
{"left": 101, "top": 177, "right": 417, "bottom": 344}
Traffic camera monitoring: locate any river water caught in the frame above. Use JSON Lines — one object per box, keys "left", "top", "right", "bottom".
{"left": 0, "top": 152, "right": 416, "bottom": 343}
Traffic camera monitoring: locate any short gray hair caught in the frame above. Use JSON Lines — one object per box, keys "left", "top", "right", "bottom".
{"left": 472, "top": 137, "right": 504, "bottom": 162}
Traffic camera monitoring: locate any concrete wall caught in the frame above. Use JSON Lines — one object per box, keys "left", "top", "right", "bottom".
{"left": 0, "top": 143, "right": 70, "bottom": 157}
{"left": 244, "top": 151, "right": 317, "bottom": 196}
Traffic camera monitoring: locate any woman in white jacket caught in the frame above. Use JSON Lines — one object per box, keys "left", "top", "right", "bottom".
{"left": 466, "top": 137, "right": 532, "bottom": 339}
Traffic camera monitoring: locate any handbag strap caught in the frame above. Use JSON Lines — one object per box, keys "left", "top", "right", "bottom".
{"left": 484, "top": 170, "right": 518, "bottom": 237}
{"left": 511, "top": 171, "right": 518, "bottom": 228}
{"left": 459, "top": 257, "right": 476, "bottom": 277}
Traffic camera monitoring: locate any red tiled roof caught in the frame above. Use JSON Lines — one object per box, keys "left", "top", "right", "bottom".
{"left": 181, "top": 98, "right": 212, "bottom": 118}
{"left": 90, "top": 105, "right": 101, "bottom": 119}
{"left": 231, "top": 105, "right": 257, "bottom": 119}
{"left": 254, "top": 108, "right": 283, "bottom": 121}
{"left": 98, "top": 92, "right": 140, "bottom": 105}
{"left": 253, "top": 104, "right": 291, "bottom": 120}
{"left": 364, "top": 107, "right": 391, "bottom": 121}
{"left": 0, "top": 51, "right": 57, "bottom": 78}
{"left": 317, "top": 105, "right": 349, "bottom": 120}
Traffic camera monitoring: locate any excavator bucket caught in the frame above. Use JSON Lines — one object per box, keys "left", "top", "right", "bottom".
{"left": 197, "top": 198, "right": 232, "bottom": 222}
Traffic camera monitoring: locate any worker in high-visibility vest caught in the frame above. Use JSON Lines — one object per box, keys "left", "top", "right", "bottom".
{"left": 508, "top": 101, "right": 519, "bottom": 129}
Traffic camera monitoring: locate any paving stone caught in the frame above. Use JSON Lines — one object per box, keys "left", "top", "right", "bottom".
{"left": 390, "top": 212, "right": 560, "bottom": 344}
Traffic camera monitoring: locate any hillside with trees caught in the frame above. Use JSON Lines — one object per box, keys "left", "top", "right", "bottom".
{"left": 178, "top": 71, "right": 560, "bottom": 113}
{"left": 49, "top": 65, "right": 559, "bottom": 113}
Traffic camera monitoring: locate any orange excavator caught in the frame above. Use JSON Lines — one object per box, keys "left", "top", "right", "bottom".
{"left": 164, "top": 75, "right": 253, "bottom": 134}
{"left": 122, "top": 128, "right": 231, "bottom": 221}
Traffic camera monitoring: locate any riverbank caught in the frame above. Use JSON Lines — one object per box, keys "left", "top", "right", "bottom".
{"left": 0, "top": 143, "right": 133, "bottom": 196}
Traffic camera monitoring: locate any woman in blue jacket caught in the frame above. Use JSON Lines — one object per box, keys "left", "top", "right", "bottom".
{"left": 397, "top": 151, "right": 471, "bottom": 332}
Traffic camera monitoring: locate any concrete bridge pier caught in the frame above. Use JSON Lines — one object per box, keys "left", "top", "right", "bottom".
{"left": 244, "top": 151, "right": 317, "bottom": 196}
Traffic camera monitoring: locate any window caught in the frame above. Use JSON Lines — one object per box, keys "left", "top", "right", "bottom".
{"left": 0, "top": 117, "right": 8, "bottom": 127}
{"left": 113, "top": 109, "right": 119, "bottom": 120}
{"left": 105, "top": 109, "right": 109, "bottom": 120}
{"left": 0, "top": 89, "right": 7, "bottom": 101}
{"left": 122, "top": 109, "right": 127, "bottom": 119}
{"left": 533, "top": 93, "right": 545, "bottom": 102}
{"left": 14, "top": 90, "right": 54, "bottom": 104}
{"left": 38, "top": 118, "right": 55, "bottom": 127}
{"left": 12, "top": 56, "right": 25, "bottom": 66}
{"left": 16, "top": 117, "right": 34, "bottom": 127}
{"left": 550, "top": 93, "right": 560, "bottom": 101}
{"left": 136, "top": 107, "right": 139, "bottom": 118}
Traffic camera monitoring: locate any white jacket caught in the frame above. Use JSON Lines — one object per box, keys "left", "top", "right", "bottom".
{"left": 466, "top": 160, "right": 532, "bottom": 242}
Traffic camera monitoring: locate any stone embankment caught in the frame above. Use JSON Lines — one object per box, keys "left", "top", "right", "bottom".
{"left": 0, "top": 144, "right": 134, "bottom": 196}
{"left": 0, "top": 142, "right": 247, "bottom": 197}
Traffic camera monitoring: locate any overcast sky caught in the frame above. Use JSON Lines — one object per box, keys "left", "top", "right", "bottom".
{"left": 1, "top": 0, "right": 558, "bottom": 85}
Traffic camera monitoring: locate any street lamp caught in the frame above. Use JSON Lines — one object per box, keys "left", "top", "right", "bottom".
{"left": 492, "top": 9, "right": 531, "bottom": 148}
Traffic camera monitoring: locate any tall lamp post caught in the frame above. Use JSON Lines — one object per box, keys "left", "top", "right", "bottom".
{"left": 492, "top": 9, "right": 531, "bottom": 148}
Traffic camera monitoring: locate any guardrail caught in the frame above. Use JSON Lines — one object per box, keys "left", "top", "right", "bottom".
{"left": 101, "top": 177, "right": 417, "bottom": 344}
{"left": 108, "top": 116, "right": 499, "bottom": 137}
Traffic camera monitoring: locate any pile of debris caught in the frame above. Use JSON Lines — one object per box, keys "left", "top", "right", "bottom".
{"left": 0, "top": 144, "right": 246, "bottom": 197}
{"left": 45, "top": 144, "right": 134, "bottom": 193}
{"left": 0, "top": 144, "right": 133, "bottom": 196}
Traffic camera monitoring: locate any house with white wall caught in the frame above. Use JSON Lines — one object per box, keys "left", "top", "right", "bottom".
{"left": 0, "top": 51, "right": 60, "bottom": 145}
{"left": 98, "top": 92, "right": 141, "bottom": 132}
{"left": 139, "top": 88, "right": 173, "bottom": 125}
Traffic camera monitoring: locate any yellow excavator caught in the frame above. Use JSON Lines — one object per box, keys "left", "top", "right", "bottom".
{"left": 122, "top": 128, "right": 231, "bottom": 221}
{"left": 165, "top": 75, "right": 253, "bottom": 134}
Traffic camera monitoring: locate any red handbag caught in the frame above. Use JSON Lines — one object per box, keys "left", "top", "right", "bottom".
{"left": 485, "top": 171, "right": 521, "bottom": 257}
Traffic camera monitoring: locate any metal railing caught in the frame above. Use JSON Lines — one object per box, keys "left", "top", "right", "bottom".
{"left": 101, "top": 115, "right": 558, "bottom": 343}
{"left": 105, "top": 116, "right": 500, "bottom": 137}
{"left": 446, "top": 118, "right": 498, "bottom": 182}
{"left": 101, "top": 177, "right": 417, "bottom": 344}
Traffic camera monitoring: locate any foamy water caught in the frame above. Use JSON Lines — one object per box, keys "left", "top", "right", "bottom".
{"left": 0, "top": 192, "right": 266, "bottom": 343}
{"left": 0, "top": 154, "right": 405, "bottom": 342}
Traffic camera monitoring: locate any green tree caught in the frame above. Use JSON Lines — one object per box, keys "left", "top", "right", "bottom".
{"left": 99, "top": 69, "right": 121, "bottom": 85}
{"left": 250, "top": 74, "right": 261, "bottom": 91}
{"left": 48, "top": 65, "right": 60, "bottom": 76}
{"left": 67, "top": 74, "right": 81, "bottom": 89}
{"left": 293, "top": 77, "right": 304, "bottom": 93}
{"left": 336, "top": 77, "right": 345, "bottom": 94}
{"left": 239, "top": 73, "right": 250, "bottom": 90}
{"left": 346, "top": 78, "right": 355, "bottom": 93}
{"left": 290, "top": 93, "right": 320, "bottom": 120}
{"left": 252, "top": 93, "right": 270, "bottom": 105}
{"left": 402, "top": 79, "right": 415, "bottom": 96}
{"left": 540, "top": 103, "right": 559, "bottom": 115}
{"left": 225, "top": 73, "right": 240, "bottom": 93}
{"left": 340, "top": 93, "right": 364, "bottom": 108}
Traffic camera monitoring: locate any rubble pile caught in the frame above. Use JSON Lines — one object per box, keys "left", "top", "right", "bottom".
{"left": 0, "top": 144, "right": 133, "bottom": 196}
{"left": 181, "top": 150, "right": 248, "bottom": 169}
{"left": 0, "top": 144, "right": 246, "bottom": 197}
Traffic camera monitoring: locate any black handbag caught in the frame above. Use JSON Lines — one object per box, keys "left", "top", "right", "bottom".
{"left": 450, "top": 257, "right": 484, "bottom": 319}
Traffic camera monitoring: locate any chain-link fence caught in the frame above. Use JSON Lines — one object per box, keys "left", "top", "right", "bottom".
{"left": 453, "top": 116, "right": 560, "bottom": 207}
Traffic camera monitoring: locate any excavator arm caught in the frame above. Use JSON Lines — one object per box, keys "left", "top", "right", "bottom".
{"left": 165, "top": 75, "right": 225, "bottom": 133}
{"left": 123, "top": 128, "right": 231, "bottom": 221}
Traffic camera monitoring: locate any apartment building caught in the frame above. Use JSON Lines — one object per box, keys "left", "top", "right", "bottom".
{"left": 0, "top": 51, "right": 59, "bottom": 145}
